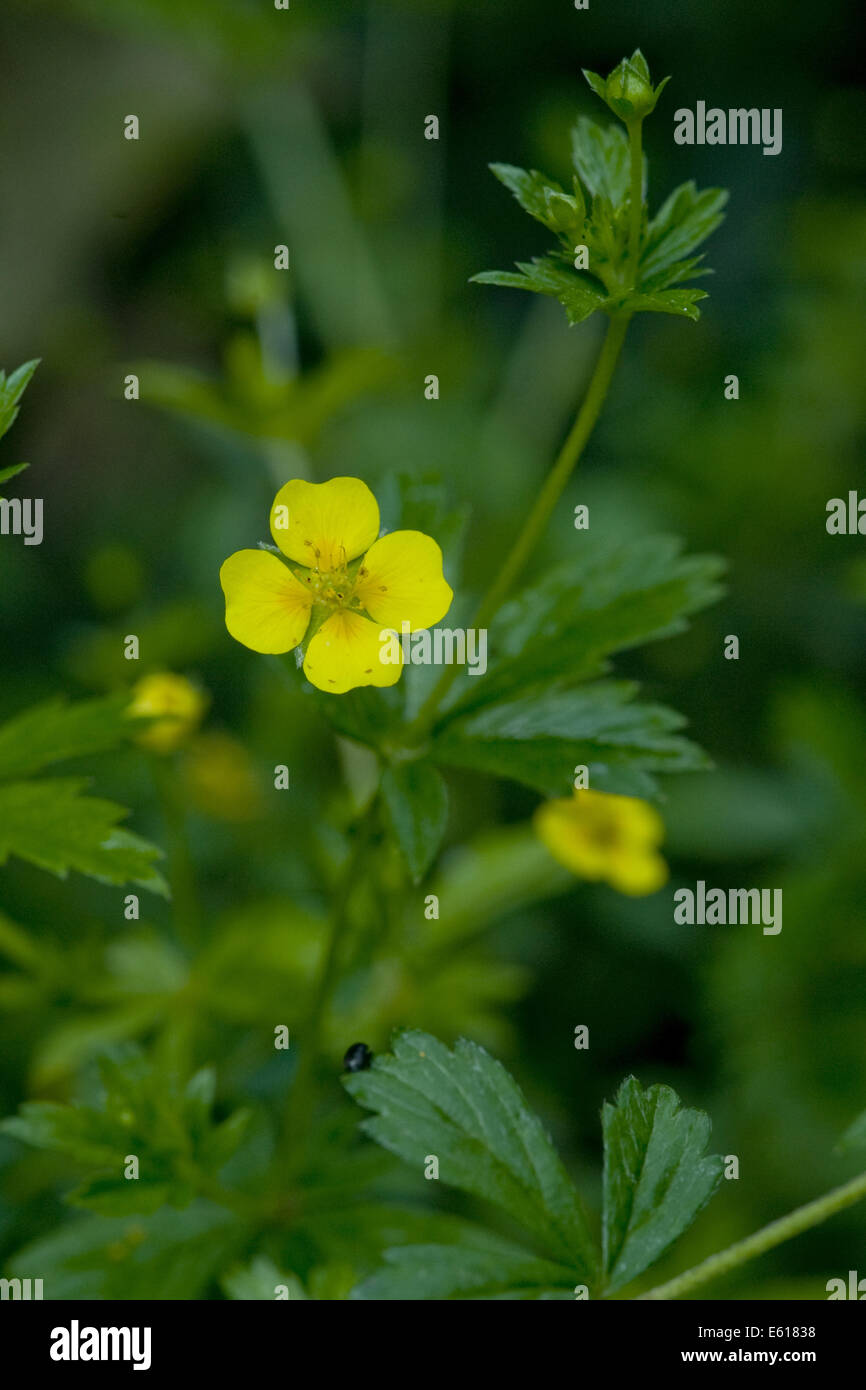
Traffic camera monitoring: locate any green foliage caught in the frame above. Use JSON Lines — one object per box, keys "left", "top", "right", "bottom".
{"left": 1, "top": 1047, "right": 251, "bottom": 1217}
{"left": 433, "top": 682, "right": 710, "bottom": 799}
{"left": 0, "top": 696, "right": 166, "bottom": 892}
{"left": 381, "top": 761, "right": 449, "bottom": 882}
{"left": 344, "top": 1029, "right": 597, "bottom": 1274}
{"left": 473, "top": 79, "right": 727, "bottom": 324}
{"left": 0, "top": 359, "right": 39, "bottom": 443}
{"left": 601, "top": 1077, "right": 724, "bottom": 1294}
{"left": 353, "top": 1234, "right": 576, "bottom": 1301}
{"left": 345, "top": 1030, "right": 725, "bottom": 1298}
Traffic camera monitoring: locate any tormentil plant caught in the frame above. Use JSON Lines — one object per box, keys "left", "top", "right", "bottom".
{"left": 5, "top": 50, "right": 866, "bottom": 1302}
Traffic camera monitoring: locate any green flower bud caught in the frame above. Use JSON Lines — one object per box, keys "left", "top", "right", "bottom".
{"left": 583, "top": 49, "right": 670, "bottom": 124}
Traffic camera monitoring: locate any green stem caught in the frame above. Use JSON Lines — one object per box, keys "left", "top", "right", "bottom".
{"left": 640, "top": 1169, "right": 866, "bottom": 1300}
{"left": 282, "top": 804, "right": 377, "bottom": 1162}
{"left": 626, "top": 118, "right": 643, "bottom": 282}
{"left": 407, "top": 312, "right": 630, "bottom": 738}
{"left": 151, "top": 757, "right": 200, "bottom": 951}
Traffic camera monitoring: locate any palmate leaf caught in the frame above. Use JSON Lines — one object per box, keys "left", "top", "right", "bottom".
{"left": 432, "top": 682, "right": 711, "bottom": 800}
{"left": 602, "top": 1077, "right": 724, "bottom": 1294}
{"left": 344, "top": 1029, "right": 598, "bottom": 1276}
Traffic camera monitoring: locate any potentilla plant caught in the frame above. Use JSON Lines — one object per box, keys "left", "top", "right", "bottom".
{"left": 5, "top": 51, "right": 866, "bottom": 1302}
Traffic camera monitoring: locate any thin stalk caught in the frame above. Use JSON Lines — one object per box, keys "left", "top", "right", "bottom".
{"left": 640, "top": 1169, "right": 866, "bottom": 1300}
{"left": 407, "top": 312, "right": 630, "bottom": 738}
{"left": 151, "top": 757, "right": 201, "bottom": 951}
{"left": 282, "top": 804, "right": 378, "bottom": 1162}
{"left": 626, "top": 118, "right": 643, "bottom": 282}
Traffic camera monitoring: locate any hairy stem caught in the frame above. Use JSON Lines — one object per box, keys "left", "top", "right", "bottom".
{"left": 407, "top": 311, "right": 630, "bottom": 738}
{"left": 639, "top": 1169, "right": 866, "bottom": 1300}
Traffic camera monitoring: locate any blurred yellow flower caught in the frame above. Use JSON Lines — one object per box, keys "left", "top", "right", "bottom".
{"left": 534, "top": 788, "right": 668, "bottom": 896}
{"left": 183, "top": 732, "right": 264, "bottom": 822}
{"left": 219, "top": 476, "right": 453, "bottom": 694}
{"left": 127, "top": 672, "right": 208, "bottom": 754}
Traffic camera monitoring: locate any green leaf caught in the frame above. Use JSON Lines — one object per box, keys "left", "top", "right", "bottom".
{"left": 433, "top": 682, "right": 711, "bottom": 799}
{"left": 473, "top": 257, "right": 606, "bottom": 325}
{"left": 0, "top": 359, "right": 39, "bottom": 441}
{"left": 582, "top": 69, "right": 607, "bottom": 101}
{"left": 344, "top": 1028, "right": 598, "bottom": 1275}
{"left": 489, "top": 164, "right": 585, "bottom": 237}
{"left": 602, "top": 1076, "right": 724, "bottom": 1294}
{"left": 67, "top": 1175, "right": 175, "bottom": 1217}
{"left": 0, "top": 461, "right": 29, "bottom": 489}
{"left": 620, "top": 287, "right": 708, "bottom": 321}
{"left": 443, "top": 535, "right": 724, "bottom": 716}
{"left": 381, "top": 761, "right": 448, "bottom": 882}
{"left": 0, "top": 778, "right": 167, "bottom": 891}
{"left": 641, "top": 182, "right": 728, "bottom": 283}
{"left": 353, "top": 1235, "right": 577, "bottom": 1300}
{"left": 571, "top": 117, "right": 640, "bottom": 207}
{"left": 0, "top": 695, "right": 167, "bottom": 893}
{"left": 0, "top": 694, "right": 131, "bottom": 781}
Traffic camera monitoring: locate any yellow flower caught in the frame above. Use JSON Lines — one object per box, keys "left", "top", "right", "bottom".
{"left": 127, "top": 672, "right": 208, "bottom": 753}
{"left": 220, "top": 476, "right": 453, "bottom": 694}
{"left": 534, "top": 788, "right": 668, "bottom": 896}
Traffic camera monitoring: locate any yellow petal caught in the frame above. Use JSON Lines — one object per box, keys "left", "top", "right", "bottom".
{"left": 303, "top": 610, "right": 403, "bottom": 694}
{"left": 220, "top": 549, "right": 312, "bottom": 654}
{"left": 534, "top": 799, "right": 610, "bottom": 879}
{"left": 353, "top": 530, "right": 453, "bottom": 631}
{"left": 269, "top": 477, "right": 380, "bottom": 571}
{"left": 607, "top": 850, "right": 668, "bottom": 896}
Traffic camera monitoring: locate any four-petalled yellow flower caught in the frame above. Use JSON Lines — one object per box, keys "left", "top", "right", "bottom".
{"left": 220, "top": 477, "right": 453, "bottom": 694}
{"left": 534, "top": 788, "right": 668, "bottom": 896}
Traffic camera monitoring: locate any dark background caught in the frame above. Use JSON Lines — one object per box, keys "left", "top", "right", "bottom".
{"left": 1, "top": 0, "right": 865, "bottom": 1298}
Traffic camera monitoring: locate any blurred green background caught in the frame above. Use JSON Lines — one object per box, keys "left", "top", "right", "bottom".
{"left": 1, "top": 0, "right": 865, "bottom": 1298}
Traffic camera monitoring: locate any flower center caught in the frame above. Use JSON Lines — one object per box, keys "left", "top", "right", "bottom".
{"left": 297, "top": 563, "right": 367, "bottom": 613}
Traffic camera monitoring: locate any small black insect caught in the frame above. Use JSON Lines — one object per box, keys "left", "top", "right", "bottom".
{"left": 343, "top": 1042, "right": 373, "bottom": 1073}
